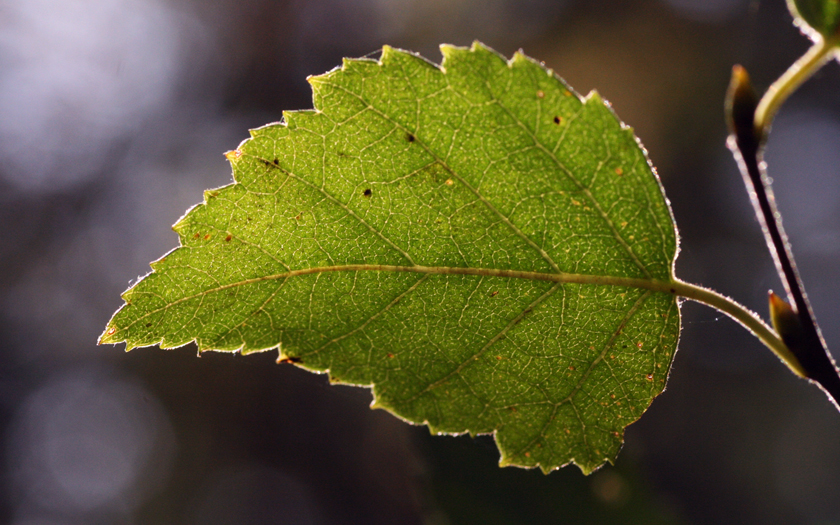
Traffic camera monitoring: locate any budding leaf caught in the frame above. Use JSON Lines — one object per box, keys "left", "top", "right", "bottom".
{"left": 101, "top": 43, "right": 680, "bottom": 474}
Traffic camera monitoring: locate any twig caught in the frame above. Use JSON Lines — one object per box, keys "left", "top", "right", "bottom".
{"left": 726, "top": 57, "right": 840, "bottom": 409}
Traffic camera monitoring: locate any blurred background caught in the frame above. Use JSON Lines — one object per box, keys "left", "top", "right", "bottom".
{"left": 2, "top": 0, "right": 839, "bottom": 523}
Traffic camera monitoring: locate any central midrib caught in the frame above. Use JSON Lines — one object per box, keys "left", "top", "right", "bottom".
{"left": 117, "top": 263, "right": 678, "bottom": 332}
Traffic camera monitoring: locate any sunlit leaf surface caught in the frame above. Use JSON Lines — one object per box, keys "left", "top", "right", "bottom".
{"left": 102, "top": 43, "right": 680, "bottom": 474}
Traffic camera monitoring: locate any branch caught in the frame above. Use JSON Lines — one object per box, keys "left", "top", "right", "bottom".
{"left": 725, "top": 60, "right": 840, "bottom": 410}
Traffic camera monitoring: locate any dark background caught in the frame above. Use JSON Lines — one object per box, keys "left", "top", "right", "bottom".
{"left": 2, "top": 1, "right": 840, "bottom": 523}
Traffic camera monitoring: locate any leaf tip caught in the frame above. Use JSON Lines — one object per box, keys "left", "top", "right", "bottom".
{"left": 572, "top": 460, "right": 598, "bottom": 477}
{"left": 510, "top": 48, "right": 530, "bottom": 65}
{"left": 379, "top": 44, "right": 395, "bottom": 62}
{"left": 97, "top": 327, "right": 115, "bottom": 346}
{"left": 438, "top": 42, "right": 462, "bottom": 62}
{"left": 469, "top": 40, "right": 487, "bottom": 52}
{"left": 583, "top": 90, "right": 605, "bottom": 107}
{"left": 98, "top": 325, "right": 133, "bottom": 351}
{"left": 306, "top": 71, "right": 333, "bottom": 93}
{"left": 224, "top": 149, "right": 243, "bottom": 162}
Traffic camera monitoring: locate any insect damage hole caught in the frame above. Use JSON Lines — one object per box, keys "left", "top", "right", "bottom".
{"left": 553, "top": 116, "right": 562, "bottom": 124}
{"left": 405, "top": 132, "right": 415, "bottom": 142}
{"left": 363, "top": 188, "right": 372, "bottom": 197}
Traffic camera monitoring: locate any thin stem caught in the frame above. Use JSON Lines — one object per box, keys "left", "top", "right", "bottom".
{"left": 726, "top": 39, "right": 840, "bottom": 409}
{"left": 670, "top": 279, "right": 807, "bottom": 378}
{"left": 754, "top": 36, "right": 838, "bottom": 140}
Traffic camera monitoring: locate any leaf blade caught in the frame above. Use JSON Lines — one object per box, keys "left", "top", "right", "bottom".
{"left": 102, "top": 42, "right": 680, "bottom": 474}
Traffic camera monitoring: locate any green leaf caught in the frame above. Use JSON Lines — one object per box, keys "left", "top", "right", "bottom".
{"left": 101, "top": 42, "right": 680, "bottom": 474}
{"left": 787, "top": 0, "right": 840, "bottom": 39}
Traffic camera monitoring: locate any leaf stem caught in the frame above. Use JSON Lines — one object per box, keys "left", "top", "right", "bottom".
{"left": 754, "top": 36, "right": 839, "bottom": 140}
{"left": 668, "top": 280, "right": 807, "bottom": 378}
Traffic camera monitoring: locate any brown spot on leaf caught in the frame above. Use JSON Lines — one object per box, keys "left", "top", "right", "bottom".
{"left": 553, "top": 115, "right": 562, "bottom": 124}
{"left": 194, "top": 232, "right": 201, "bottom": 239}
{"left": 614, "top": 167, "right": 623, "bottom": 175}
{"left": 406, "top": 132, "right": 415, "bottom": 142}
{"left": 636, "top": 341, "right": 643, "bottom": 348}
{"left": 536, "top": 90, "right": 545, "bottom": 99}
{"left": 646, "top": 374, "right": 654, "bottom": 381}
{"left": 568, "top": 365, "right": 575, "bottom": 371}
{"left": 203, "top": 233, "right": 211, "bottom": 241}
{"left": 444, "top": 179, "right": 454, "bottom": 186}
{"left": 225, "top": 234, "right": 232, "bottom": 242}
{"left": 489, "top": 291, "right": 499, "bottom": 297}
{"left": 106, "top": 326, "right": 116, "bottom": 335}
{"left": 387, "top": 353, "right": 395, "bottom": 358}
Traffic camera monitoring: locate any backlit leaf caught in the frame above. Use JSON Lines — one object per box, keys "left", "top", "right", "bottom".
{"left": 101, "top": 43, "right": 680, "bottom": 474}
